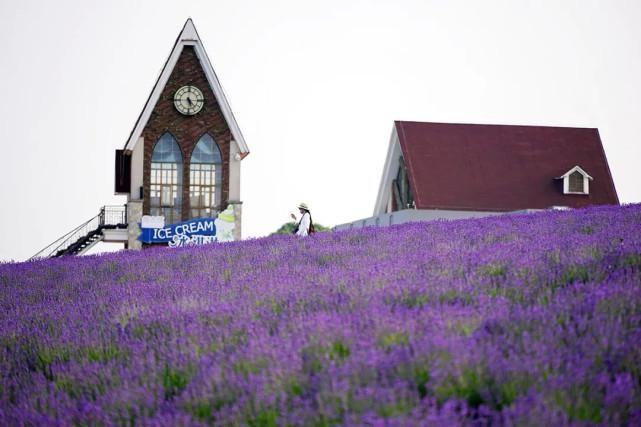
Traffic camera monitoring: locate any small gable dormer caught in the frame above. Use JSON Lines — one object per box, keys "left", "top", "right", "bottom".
{"left": 557, "top": 166, "right": 593, "bottom": 195}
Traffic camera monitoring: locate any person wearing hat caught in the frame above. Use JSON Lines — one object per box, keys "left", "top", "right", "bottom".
{"left": 290, "top": 203, "right": 312, "bottom": 236}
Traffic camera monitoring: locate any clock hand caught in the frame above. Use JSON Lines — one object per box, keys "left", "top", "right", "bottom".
{"left": 186, "top": 97, "right": 193, "bottom": 106}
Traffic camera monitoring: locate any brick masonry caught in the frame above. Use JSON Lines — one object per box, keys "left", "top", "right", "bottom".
{"left": 142, "top": 46, "right": 231, "bottom": 220}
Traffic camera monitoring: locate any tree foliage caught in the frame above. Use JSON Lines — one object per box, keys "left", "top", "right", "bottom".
{"left": 272, "top": 221, "right": 330, "bottom": 235}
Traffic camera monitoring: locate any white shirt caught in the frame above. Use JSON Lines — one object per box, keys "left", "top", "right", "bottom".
{"left": 296, "top": 212, "right": 311, "bottom": 236}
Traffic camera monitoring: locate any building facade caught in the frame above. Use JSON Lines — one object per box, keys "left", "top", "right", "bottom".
{"left": 335, "top": 121, "right": 618, "bottom": 231}
{"left": 115, "top": 19, "right": 249, "bottom": 248}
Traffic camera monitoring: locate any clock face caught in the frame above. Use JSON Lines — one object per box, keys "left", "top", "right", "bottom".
{"left": 173, "top": 86, "right": 204, "bottom": 115}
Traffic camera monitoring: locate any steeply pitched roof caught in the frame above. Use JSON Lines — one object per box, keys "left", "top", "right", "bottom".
{"left": 123, "top": 19, "right": 248, "bottom": 157}
{"left": 386, "top": 121, "right": 618, "bottom": 212}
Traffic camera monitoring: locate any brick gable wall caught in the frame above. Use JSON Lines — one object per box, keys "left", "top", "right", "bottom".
{"left": 142, "top": 46, "right": 230, "bottom": 220}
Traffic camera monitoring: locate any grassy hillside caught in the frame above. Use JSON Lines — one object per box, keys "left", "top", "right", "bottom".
{"left": 1, "top": 204, "right": 641, "bottom": 426}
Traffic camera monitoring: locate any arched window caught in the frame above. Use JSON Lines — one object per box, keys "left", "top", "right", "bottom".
{"left": 150, "top": 133, "right": 183, "bottom": 223}
{"left": 190, "top": 134, "right": 222, "bottom": 218}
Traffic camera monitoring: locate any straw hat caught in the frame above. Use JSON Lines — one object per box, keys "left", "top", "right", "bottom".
{"left": 297, "top": 202, "right": 310, "bottom": 211}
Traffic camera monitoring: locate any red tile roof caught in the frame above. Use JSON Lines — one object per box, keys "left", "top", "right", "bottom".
{"left": 395, "top": 121, "right": 619, "bottom": 211}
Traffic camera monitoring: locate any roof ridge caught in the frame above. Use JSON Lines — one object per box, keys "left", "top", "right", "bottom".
{"left": 123, "top": 19, "right": 249, "bottom": 156}
{"left": 394, "top": 120, "right": 598, "bottom": 131}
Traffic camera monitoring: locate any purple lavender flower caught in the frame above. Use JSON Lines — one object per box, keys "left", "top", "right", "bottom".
{"left": 1, "top": 204, "right": 640, "bottom": 425}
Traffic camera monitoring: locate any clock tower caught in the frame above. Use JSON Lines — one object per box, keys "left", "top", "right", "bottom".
{"left": 115, "top": 19, "right": 249, "bottom": 249}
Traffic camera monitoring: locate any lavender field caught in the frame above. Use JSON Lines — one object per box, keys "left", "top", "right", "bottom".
{"left": 1, "top": 205, "right": 641, "bottom": 426}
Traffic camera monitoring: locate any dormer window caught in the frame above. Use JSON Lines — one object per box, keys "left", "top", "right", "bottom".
{"left": 568, "top": 171, "right": 583, "bottom": 193}
{"left": 557, "top": 165, "right": 593, "bottom": 195}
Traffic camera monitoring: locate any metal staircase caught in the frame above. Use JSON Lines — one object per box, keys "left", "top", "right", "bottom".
{"left": 31, "top": 206, "right": 127, "bottom": 259}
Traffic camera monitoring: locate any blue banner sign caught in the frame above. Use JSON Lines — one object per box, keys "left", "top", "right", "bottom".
{"left": 139, "top": 217, "right": 216, "bottom": 246}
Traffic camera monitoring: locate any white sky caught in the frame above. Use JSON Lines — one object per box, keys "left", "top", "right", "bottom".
{"left": 1, "top": 0, "right": 640, "bottom": 261}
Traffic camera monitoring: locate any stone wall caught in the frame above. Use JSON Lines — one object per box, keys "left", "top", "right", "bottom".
{"left": 127, "top": 201, "right": 143, "bottom": 250}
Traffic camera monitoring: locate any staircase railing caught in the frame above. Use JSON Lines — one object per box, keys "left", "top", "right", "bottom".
{"left": 30, "top": 205, "right": 127, "bottom": 259}
{"left": 101, "top": 205, "right": 128, "bottom": 228}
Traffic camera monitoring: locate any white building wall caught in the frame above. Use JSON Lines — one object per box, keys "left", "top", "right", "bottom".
{"left": 374, "top": 127, "right": 402, "bottom": 216}
{"left": 129, "top": 137, "right": 144, "bottom": 202}
{"left": 333, "top": 208, "right": 540, "bottom": 232}
{"left": 229, "top": 139, "right": 241, "bottom": 202}
{"left": 228, "top": 140, "right": 243, "bottom": 240}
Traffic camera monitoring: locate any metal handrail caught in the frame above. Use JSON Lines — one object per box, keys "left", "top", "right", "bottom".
{"left": 30, "top": 213, "right": 101, "bottom": 259}
{"left": 102, "top": 205, "right": 128, "bottom": 227}
{"left": 30, "top": 205, "right": 127, "bottom": 259}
